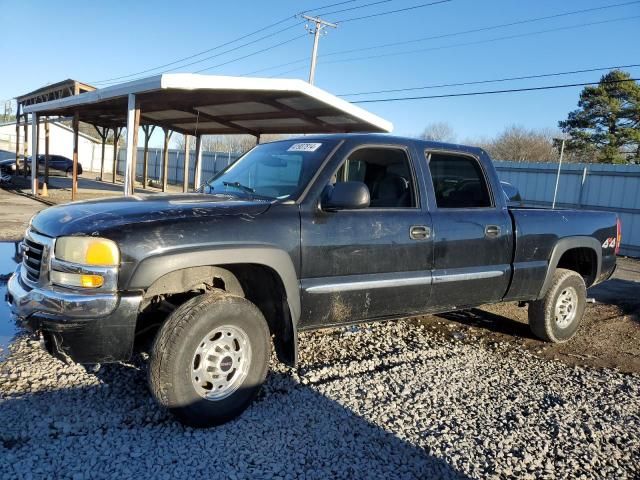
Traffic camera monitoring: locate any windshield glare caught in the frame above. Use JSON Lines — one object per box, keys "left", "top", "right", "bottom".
{"left": 204, "top": 140, "right": 336, "bottom": 200}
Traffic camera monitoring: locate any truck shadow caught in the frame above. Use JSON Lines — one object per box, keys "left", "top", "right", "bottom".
{"left": 431, "top": 308, "right": 536, "bottom": 340}
{"left": 0, "top": 360, "right": 470, "bottom": 479}
{"left": 588, "top": 279, "right": 640, "bottom": 319}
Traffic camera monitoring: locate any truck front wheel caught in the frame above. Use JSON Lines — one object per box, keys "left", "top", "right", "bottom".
{"left": 148, "top": 291, "right": 271, "bottom": 427}
{"left": 528, "top": 268, "right": 587, "bottom": 343}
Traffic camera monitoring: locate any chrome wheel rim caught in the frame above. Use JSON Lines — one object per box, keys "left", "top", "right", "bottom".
{"left": 191, "top": 325, "right": 252, "bottom": 401}
{"left": 555, "top": 287, "right": 578, "bottom": 329}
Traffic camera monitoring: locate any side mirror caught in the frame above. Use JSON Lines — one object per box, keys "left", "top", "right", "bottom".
{"left": 322, "top": 181, "right": 370, "bottom": 211}
{"left": 501, "top": 181, "right": 522, "bottom": 206}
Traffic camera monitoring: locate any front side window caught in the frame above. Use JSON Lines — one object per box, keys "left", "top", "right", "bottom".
{"left": 333, "top": 147, "right": 417, "bottom": 208}
{"left": 204, "top": 139, "right": 337, "bottom": 200}
{"left": 428, "top": 152, "right": 492, "bottom": 208}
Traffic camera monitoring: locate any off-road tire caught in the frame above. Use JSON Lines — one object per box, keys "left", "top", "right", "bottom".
{"left": 528, "top": 268, "right": 586, "bottom": 343}
{"left": 148, "top": 291, "right": 271, "bottom": 427}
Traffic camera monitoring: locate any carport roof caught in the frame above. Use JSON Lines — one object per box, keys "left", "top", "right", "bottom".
{"left": 23, "top": 74, "right": 393, "bottom": 135}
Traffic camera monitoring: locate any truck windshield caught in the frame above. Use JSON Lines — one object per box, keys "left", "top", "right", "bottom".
{"left": 203, "top": 139, "right": 337, "bottom": 200}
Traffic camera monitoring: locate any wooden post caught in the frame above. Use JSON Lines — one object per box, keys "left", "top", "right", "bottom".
{"left": 194, "top": 135, "right": 202, "bottom": 191}
{"left": 72, "top": 112, "right": 79, "bottom": 200}
{"left": 30, "top": 114, "right": 39, "bottom": 195}
{"left": 162, "top": 128, "right": 172, "bottom": 192}
{"left": 22, "top": 114, "right": 28, "bottom": 177}
{"left": 14, "top": 103, "right": 20, "bottom": 174}
{"left": 183, "top": 135, "right": 190, "bottom": 192}
{"left": 44, "top": 119, "right": 50, "bottom": 185}
{"left": 142, "top": 125, "right": 155, "bottom": 189}
{"left": 112, "top": 127, "right": 121, "bottom": 183}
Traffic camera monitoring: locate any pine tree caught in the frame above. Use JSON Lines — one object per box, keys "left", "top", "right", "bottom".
{"left": 559, "top": 70, "right": 640, "bottom": 163}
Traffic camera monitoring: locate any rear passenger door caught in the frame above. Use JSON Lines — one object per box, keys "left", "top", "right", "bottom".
{"left": 299, "top": 142, "right": 433, "bottom": 328}
{"left": 425, "top": 150, "right": 513, "bottom": 309}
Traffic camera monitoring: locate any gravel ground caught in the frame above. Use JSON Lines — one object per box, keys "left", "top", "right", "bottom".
{"left": 1, "top": 320, "right": 638, "bottom": 479}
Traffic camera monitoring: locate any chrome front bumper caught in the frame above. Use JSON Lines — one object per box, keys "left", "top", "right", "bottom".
{"left": 7, "top": 264, "right": 119, "bottom": 320}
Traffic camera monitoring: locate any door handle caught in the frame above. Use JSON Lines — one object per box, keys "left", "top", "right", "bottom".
{"left": 485, "top": 225, "right": 501, "bottom": 238}
{"left": 410, "top": 225, "right": 431, "bottom": 240}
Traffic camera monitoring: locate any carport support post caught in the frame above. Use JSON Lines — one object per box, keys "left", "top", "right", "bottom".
{"left": 123, "top": 94, "right": 139, "bottom": 197}
{"left": 194, "top": 135, "right": 202, "bottom": 191}
{"left": 94, "top": 126, "right": 107, "bottom": 181}
{"left": 72, "top": 112, "right": 79, "bottom": 200}
{"left": 44, "top": 119, "right": 50, "bottom": 185}
{"left": 162, "top": 128, "right": 171, "bottom": 192}
{"left": 112, "top": 127, "right": 121, "bottom": 184}
{"left": 30, "top": 113, "right": 38, "bottom": 195}
{"left": 142, "top": 125, "right": 154, "bottom": 189}
{"left": 14, "top": 104, "right": 21, "bottom": 173}
{"left": 22, "top": 114, "right": 28, "bottom": 177}
{"left": 183, "top": 135, "right": 190, "bottom": 193}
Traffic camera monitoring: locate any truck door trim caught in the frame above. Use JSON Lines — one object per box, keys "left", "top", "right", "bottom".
{"left": 432, "top": 268, "right": 504, "bottom": 284}
{"left": 301, "top": 266, "right": 504, "bottom": 294}
{"left": 302, "top": 270, "right": 432, "bottom": 294}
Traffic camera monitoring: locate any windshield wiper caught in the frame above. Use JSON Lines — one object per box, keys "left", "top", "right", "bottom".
{"left": 223, "top": 181, "right": 255, "bottom": 193}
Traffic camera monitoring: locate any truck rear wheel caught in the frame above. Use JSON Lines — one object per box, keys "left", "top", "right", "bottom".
{"left": 148, "top": 291, "right": 271, "bottom": 427}
{"left": 528, "top": 268, "right": 586, "bottom": 343}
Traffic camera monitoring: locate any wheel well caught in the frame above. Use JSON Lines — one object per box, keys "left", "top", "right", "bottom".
{"left": 138, "top": 264, "right": 296, "bottom": 367}
{"left": 223, "top": 264, "right": 296, "bottom": 367}
{"left": 556, "top": 247, "right": 597, "bottom": 287}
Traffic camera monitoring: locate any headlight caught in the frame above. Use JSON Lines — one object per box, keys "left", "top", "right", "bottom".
{"left": 55, "top": 237, "right": 120, "bottom": 266}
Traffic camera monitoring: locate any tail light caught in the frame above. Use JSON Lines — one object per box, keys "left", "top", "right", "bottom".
{"left": 615, "top": 218, "right": 622, "bottom": 255}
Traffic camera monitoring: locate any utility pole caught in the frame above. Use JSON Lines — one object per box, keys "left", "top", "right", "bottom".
{"left": 302, "top": 15, "right": 337, "bottom": 85}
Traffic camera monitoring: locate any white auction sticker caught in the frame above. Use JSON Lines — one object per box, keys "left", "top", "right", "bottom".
{"left": 287, "top": 143, "right": 322, "bottom": 152}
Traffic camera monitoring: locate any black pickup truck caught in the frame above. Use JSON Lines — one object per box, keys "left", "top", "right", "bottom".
{"left": 7, "top": 134, "right": 620, "bottom": 426}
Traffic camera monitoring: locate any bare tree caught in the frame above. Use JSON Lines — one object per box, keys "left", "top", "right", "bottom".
{"left": 421, "top": 122, "right": 456, "bottom": 143}
{"left": 470, "top": 125, "right": 560, "bottom": 162}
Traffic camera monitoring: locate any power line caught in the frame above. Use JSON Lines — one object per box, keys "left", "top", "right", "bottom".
{"left": 339, "top": 63, "right": 640, "bottom": 96}
{"left": 351, "top": 78, "right": 640, "bottom": 103}
{"left": 335, "top": 0, "right": 453, "bottom": 23}
{"left": 241, "top": 1, "right": 640, "bottom": 77}
{"left": 193, "top": 33, "right": 308, "bottom": 74}
{"left": 90, "top": 0, "right": 358, "bottom": 85}
{"left": 309, "top": 0, "right": 360, "bottom": 14}
{"left": 328, "top": 0, "right": 640, "bottom": 57}
{"left": 200, "top": 0, "right": 446, "bottom": 79}
{"left": 91, "top": 18, "right": 299, "bottom": 84}
{"left": 318, "top": 15, "right": 640, "bottom": 68}
{"left": 136, "top": 23, "right": 305, "bottom": 80}
{"left": 317, "top": 0, "right": 393, "bottom": 17}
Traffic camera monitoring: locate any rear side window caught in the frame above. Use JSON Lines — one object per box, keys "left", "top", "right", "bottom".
{"left": 427, "top": 153, "right": 491, "bottom": 208}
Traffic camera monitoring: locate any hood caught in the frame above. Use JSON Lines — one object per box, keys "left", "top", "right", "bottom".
{"left": 31, "top": 193, "right": 272, "bottom": 237}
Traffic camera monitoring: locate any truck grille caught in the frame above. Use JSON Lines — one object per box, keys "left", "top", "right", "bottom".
{"left": 22, "top": 237, "right": 44, "bottom": 282}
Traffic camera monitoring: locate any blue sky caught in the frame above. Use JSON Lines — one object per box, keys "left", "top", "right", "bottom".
{"left": 1, "top": 0, "right": 639, "bottom": 145}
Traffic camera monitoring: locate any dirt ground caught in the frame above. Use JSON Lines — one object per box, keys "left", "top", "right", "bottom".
{"left": 4, "top": 171, "right": 185, "bottom": 205}
{"left": 0, "top": 187, "right": 45, "bottom": 241}
{"left": 416, "top": 257, "right": 640, "bottom": 374}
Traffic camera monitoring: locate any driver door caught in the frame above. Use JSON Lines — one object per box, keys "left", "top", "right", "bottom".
{"left": 299, "top": 142, "right": 434, "bottom": 328}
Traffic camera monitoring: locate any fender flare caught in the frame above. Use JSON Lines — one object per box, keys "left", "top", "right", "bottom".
{"left": 127, "top": 246, "right": 301, "bottom": 325}
{"left": 537, "top": 236, "right": 601, "bottom": 299}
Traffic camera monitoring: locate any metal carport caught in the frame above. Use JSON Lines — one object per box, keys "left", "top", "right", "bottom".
{"left": 22, "top": 74, "right": 393, "bottom": 198}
